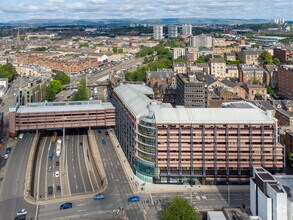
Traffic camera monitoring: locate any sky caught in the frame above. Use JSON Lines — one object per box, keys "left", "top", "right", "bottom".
{"left": 0, "top": 0, "right": 292, "bottom": 22}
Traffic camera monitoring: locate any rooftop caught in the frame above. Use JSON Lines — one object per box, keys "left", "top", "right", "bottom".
{"left": 10, "top": 100, "right": 114, "bottom": 114}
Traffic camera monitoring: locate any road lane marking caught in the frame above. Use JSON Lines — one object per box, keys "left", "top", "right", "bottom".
{"left": 77, "top": 203, "right": 86, "bottom": 207}
{"left": 77, "top": 209, "right": 87, "bottom": 212}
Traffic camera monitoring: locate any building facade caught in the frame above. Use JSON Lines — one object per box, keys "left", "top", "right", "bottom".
{"left": 112, "top": 84, "right": 284, "bottom": 184}
{"left": 176, "top": 74, "right": 208, "bottom": 108}
{"left": 8, "top": 101, "right": 115, "bottom": 137}
{"left": 172, "top": 48, "right": 186, "bottom": 60}
{"left": 168, "top": 25, "right": 178, "bottom": 38}
{"left": 182, "top": 24, "right": 192, "bottom": 35}
{"left": 190, "top": 35, "right": 214, "bottom": 48}
{"left": 237, "top": 50, "right": 263, "bottom": 65}
{"left": 209, "top": 58, "right": 226, "bottom": 79}
{"left": 278, "top": 65, "right": 293, "bottom": 99}
{"left": 153, "top": 25, "right": 164, "bottom": 40}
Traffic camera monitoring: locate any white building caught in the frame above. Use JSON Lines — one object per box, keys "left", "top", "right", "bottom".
{"left": 172, "top": 48, "right": 186, "bottom": 60}
{"left": 182, "top": 24, "right": 192, "bottom": 35}
{"left": 207, "top": 211, "right": 226, "bottom": 220}
{"left": 168, "top": 25, "right": 178, "bottom": 38}
{"left": 273, "top": 18, "right": 285, "bottom": 24}
{"left": 190, "top": 34, "right": 214, "bottom": 48}
{"left": 153, "top": 25, "right": 164, "bottom": 40}
{"left": 0, "top": 78, "right": 8, "bottom": 97}
{"left": 250, "top": 167, "right": 288, "bottom": 220}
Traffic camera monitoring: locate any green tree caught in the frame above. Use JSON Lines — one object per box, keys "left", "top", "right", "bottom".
{"left": 162, "top": 196, "right": 199, "bottom": 220}
{"left": 260, "top": 51, "right": 273, "bottom": 65}
{"left": 53, "top": 72, "right": 71, "bottom": 85}
{"left": 44, "top": 85, "right": 56, "bottom": 101}
{"left": 174, "top": 56, "right": 188, "bottom": 63}
{"left": 273, "top": 58, "right": 281, "bottom": 65}
{"left": 118, "top": 48, "right": 123, "bottom": 53}
{"left": 71, "top": 80, "right": 89, "bottom": 101}
{"left": 265, "top": 84, "right": 276, "bottom": 97}
{"left": 50, "top": 80, "right": 62, "bottom": 94}
{"left": 0, "top": 63, "right": 17, "bottom": 81}
{"left": 33, "top": 47, "right": 48, "bottom": 51}
{"left": 288, "top": 152, "right": 293, "bottom": 167}
{"left": 78, "top": 43, "right": 89, "bottom": 48}
{"left": 112, "top": 47, "right": 118, "bottom": 53}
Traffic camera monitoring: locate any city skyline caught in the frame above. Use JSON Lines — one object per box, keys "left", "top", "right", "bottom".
{"left": 0, "top": 0, "right": 292, "bottom": 22}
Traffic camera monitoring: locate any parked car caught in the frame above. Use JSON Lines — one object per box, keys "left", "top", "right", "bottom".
{"left": 102, "top": 139, "right": 106, "bottom": 145}
{"left": 60, "top": 202, "right": 73, "bottom": 210}
{"left": 105, "top": 131, "right": 109, "bottom": 136}
{"left": 48, "top": 166, "right": 52, "bottom": 172}
{"left": 56, "top": 161, "right": 59, "bottom": 166}
{"left": 93, "top": 193, "right": 105, "bottom": 200}
{"left": 5, "top": 147, "right": 11, "bottom": 154}
{"left": 16, "top": 209, "right": 27, "bottom": 216}
{"left": 4, "top": 154, "right": 9, "bottom": 159}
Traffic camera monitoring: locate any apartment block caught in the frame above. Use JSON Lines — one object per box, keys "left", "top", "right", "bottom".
{"left": 274, "top": 47, "right": 293, "bottom": 63}
{"left": 278, "top": 65, "right": 293, "bottom": 99}
{"left": 153, "top": 25, "right": 164, "bottom": 40}
{"left": 112, "top": 84, "right": 284, "bottom": 184}
{"left": 209, "top": 58, "right": 226, "bottom": 79}
{"left": 16, "top": 76, "right": 51, "bottom": 105}
{"left": 168, "top": 25, "right": 178, "bottom": 38}
{"left": 182, "top": 24, "right": 192, "bottom": 35}
{"left": 172, "top": 48, "right": 186, "bottom": 60}
{"left": 190, "top": 35, "right": 213, "bottom": 48}
{"left": 238, "top": 64, "right": 265, "bottom": 84}
{"left": 237, "top": 50, "right": 263, "bottom": 65}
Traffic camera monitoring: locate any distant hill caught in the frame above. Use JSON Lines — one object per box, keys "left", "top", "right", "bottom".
{"left": 0, "top": 17, "right": 275, "bottom": 26}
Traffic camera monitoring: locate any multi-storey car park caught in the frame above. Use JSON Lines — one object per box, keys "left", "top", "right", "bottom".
{"left": 111, "top": 84, "right": 284, "bottom": 184}
{"left": 8, "top": 100, "right": 115, "bottom": 137}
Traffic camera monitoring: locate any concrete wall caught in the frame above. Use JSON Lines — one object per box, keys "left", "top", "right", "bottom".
{"left": 267, "top": 184, "right": 288, "bottom": 220}
{"left": 250, "top": 178, "right": 257, "bottom": 216}
{"left": 258, "top": 187, "right": 272, "bottom": 220}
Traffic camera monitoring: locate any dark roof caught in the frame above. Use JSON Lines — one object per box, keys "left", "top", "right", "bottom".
{"left": 221, "top": 79, "right": 236, "bottom": 88}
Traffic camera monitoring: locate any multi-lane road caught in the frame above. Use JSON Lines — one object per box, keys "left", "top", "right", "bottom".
{"left": 0, "top": 134, "right": 37, "bottom": 220}
{"left": 34, "top": 129, "right": 98, "bottom": 202}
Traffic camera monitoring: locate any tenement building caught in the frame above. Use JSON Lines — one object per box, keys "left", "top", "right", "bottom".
{"left": 112, "top": 84, "right": 284, "bottom": 184}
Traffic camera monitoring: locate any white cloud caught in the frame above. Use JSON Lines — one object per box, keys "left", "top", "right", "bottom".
{"left": 0, "top": 0, "right": 292, "bottom": 22}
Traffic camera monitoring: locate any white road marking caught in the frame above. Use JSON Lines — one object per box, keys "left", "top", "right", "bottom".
{"left": 111, "top": 162, "right": 113, "bottom": 166}
{"left": 77, "top": 204, "right": 86, "bottom": 207}
{"left": 77, "top": 209, "right": 87, "bottom": 212}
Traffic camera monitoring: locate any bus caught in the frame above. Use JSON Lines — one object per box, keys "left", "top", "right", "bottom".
{"left": 48, "top": 151, "right": 53, "bottom": 160}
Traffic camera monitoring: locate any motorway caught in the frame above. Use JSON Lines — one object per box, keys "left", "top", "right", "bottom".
{"left": 33, "top": 129, "right": 97, "bottom": 202}
{"left": 0, "top": 134, "right": 37, "bottom": 220}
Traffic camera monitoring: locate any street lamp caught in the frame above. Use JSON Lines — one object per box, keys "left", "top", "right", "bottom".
{"left": 226, "top": 179, "right": 230, "bottom": 207}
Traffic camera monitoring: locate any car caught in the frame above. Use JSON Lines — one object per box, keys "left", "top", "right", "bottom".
{"left": 56, "top": 185, "right": 61, "bottom": 193}
{"left": 93, "top": 193, "right": 105, "bottom": 200}
{"left": 79, "top": 142, "right": 82, "bottom": 147}
{"left": 48, "top": 186, "right": 53, "bottom": 195}
{"left": 60, "top": 202, "right": 73, "bottom": 210}
{"left": 102, "top": 139, "right": 106, "bottom": 145}
{"left": 48, "top": 166, "right": 52, "bottom": 172}
{"left": 4, "top": 154, "right": 8, "bottom": 159}
{"left": 105, "top": 131, "right": 109, "bottom": 136}
{"left": 5, "top": 147, "right": 11, "bottom": 154}
{"left": 128, "top": 196, "right": 140, "bottom": 203}
{"left": 16, "top": 209, "right": 27, "bottom": 216}
{"left": 15, "top": 215, "right": 26, "bottom": 220}
{"left": 56, "top": 161, "right": 59, "bottom": 166}
{"left": 98, "top": 130, "right": 102, "bottom": 133}
{"left": 55, "top": 171, "right": 60, "bottom": 178}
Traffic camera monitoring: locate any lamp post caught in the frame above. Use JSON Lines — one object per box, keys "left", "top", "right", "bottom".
{"left": 226, "top": 180, "right": 230, "bottom": 207}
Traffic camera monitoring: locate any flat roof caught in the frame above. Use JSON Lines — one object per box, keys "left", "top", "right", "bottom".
{"left": 257, "top": 173, "right": 275, "bottom": 181}
{"left": 154, "top": 107, "right": 275, "bottom": 124}
{"left": 207, "top": 211, "right": 226, "bottom": 220}
{"left": 11, "top": 100, "right": 114, "bottom": 114}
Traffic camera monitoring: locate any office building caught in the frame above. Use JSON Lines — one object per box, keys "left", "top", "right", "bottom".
{"left": 153, "top": 25, "right": 164, "bottom": 40}
{"left": 176, "top": 73, "right": 208, "bottom": 108}
{"left": 250, "top": 167, "right": 288, "bottom": 220}
{"left": 190, "top": 35, "right": 213, "bottom": 48}
{"left": 182, "top": 24, "right": 192, "bottom": 35}
{"left": 168, "top": 25, "right": 178, "bottom": 38}
{"left": 172, "top": 48, "right": 186, "bottom": 60}
{"left": 278, "top": 65, "right": 293, "bottom": 99}
{"left": 112, "top": 84, "right": 284, "bottom": 184}
{"left": 16, "top": 76, "right": 51, "bottom": 106}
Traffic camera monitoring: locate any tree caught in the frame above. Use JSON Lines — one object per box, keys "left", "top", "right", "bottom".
{"left": 118, "top": 48, "right": 123, "bottom": 53}
{"left": 265, "top": 84, "right": 276, "bottom": 97}
{"left": 260, "top": 51, "right": 273, "bottom": 65}
{"left": 174, "top": 56, "right": 188, "bottom": 63}
{"left": 71, "top": 80, "right": 89, "bottom": 101}
{"left": 112, "top": 47, "right": 118, "bottom": 53}
{"left": 273, "top": 58, "right": 281, "bottom": 65}
{"left": 288, "top": 152, "right": 293, "bottom": 167}
{"left": 50, "top": 80, "right": 62, "bottom": 94}
{"left": 44, "top": 85, "right": 56, "bottom": 101}
{"left": 0, "top": 63, "right": 17, "bottom": 81}
{"left": 53, "top": 72, "right": 71, "bottom": 85}
{"left": 162, "top": 196, "right": 199, "bottom": 220}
